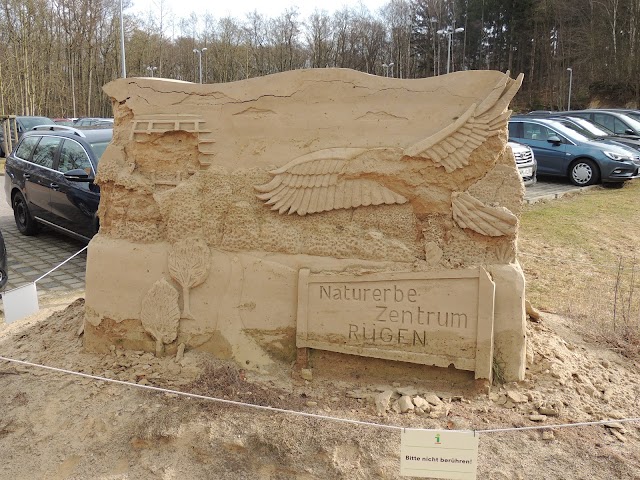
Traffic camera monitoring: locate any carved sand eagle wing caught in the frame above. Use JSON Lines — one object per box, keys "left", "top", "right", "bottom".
{"left": 404, "top": 72, "right": 524, "bottom": 173}
{"left": 254, "top": 147, "right": 408, "bottom": 216}
{"left": 255, "top": 72, "right": 523, "bottom": 216}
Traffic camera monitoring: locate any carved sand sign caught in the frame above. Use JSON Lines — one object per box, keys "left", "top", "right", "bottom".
{"left": 85, "top": 68, "right": 527, "bottom": 381}
{"left": 296, "top": 269, "right": 495, "bottom": 379}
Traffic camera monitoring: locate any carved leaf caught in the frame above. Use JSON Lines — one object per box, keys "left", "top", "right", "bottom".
{"left": 168, "top": 239, "right": 211, "bottom": 290}
{"left": 254, "top": 148, "right": 407, "bottom": 216}
{"left": 140, "top": 278, "right": 181, "bottom": 347}
{"left": 405, "top": 72, "right": 524, "bottom": 173}
{"left": 493, "top": 242, "right": 516, "bottom": 263}
{"left": 452, "top": 191, "right": 518, "bottom": 237}
{"left": 424, "top": 241, "right": 443, "bottom": 267}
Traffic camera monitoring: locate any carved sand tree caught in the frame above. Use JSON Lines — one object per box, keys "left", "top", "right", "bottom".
{"left": 255, "top": 72, "right": 524, "bottom": 216}
{"left": 168, "top": 239, "right": 211, "bottom": 319}
{"left": 141, "top": 278, "right": 181, "bottom": 356}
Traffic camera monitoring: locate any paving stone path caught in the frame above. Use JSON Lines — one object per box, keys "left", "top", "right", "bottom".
{"left": 0, "top": 177, "right": 86, "bottom": 311}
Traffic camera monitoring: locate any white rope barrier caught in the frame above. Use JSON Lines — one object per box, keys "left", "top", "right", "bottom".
{"left": 1, "top": 355, "right": 638, "bottom": 435}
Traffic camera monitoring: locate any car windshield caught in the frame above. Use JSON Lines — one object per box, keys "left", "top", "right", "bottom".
{"left": 623, "top": 111, "right": 640, "bottom": 122}
{"left": 617, "top": 113, "right": 640, "bottom": 131}
{"left": 543, "top": 120, "right": 592, "bottom": 142}
{"left": 567, "top": 117, "right": 612, "bottom": 136}
{"left": 89, "top": 141, "right": 110, "bottom": 161}
{"left": 20, "top": 117, "right": 55, "bottom": 129}
{"left": 556, "top": 118, "right": 610, "bottom": 139}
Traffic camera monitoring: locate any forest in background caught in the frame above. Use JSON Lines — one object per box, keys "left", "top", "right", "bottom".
{"left": 1, "top": 0, "right": 639, "bottom": 118}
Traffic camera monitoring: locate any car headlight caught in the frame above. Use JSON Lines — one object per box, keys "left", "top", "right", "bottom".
{"left": 603, "top": 151, "right": 633, "bottom": 161}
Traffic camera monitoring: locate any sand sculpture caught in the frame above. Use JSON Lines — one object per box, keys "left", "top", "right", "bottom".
{"left": 85, "top": 68, "right": 527, "bottom": 382}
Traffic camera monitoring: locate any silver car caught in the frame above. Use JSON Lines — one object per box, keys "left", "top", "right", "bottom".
{"left": 508, "top": 141, "right": 537, "bottom": 186}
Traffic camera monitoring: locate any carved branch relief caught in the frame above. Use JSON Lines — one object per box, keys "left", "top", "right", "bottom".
{"left": 168, "top": 239, "right": 211, "bottom": 319}
{"left": 140, "top": 278, "right": 181, "bottom": 356}
{"left": 451, "top": 191, "right": 518, "bottom": 237}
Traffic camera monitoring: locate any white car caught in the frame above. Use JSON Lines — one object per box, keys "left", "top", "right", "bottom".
{"left": 508, "top": 141, "right": 537, "bottom": 186}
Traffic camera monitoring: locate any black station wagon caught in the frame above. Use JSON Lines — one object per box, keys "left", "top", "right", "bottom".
{"left": 4, "top": 126, "right": 111, "bottom": 241}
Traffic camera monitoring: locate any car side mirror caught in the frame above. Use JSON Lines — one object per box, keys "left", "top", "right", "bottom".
{"left": 625, "top": 128, "right": 635, "bottom": 135}
{"left": 547, "top": 136, "right": 562, "bottom": 145}
{"left": 64, "top": 169, "right": 94, "bottom": 182}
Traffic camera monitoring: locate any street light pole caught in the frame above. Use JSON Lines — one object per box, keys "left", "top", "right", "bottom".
{"left": 567, "top": 67, "right": 573, "bottom": 110}
{"left": 437, "top": 26, "right": 464, "bottom": 74}
{"left": 193, "top": 48, "right": 207, "bottom": 84}
{"left": 119, "top": 0, "right": 126, "bottom": 78}
{"left": 146, "top": 66, "right": 157, "bottom": 77}
{"left": 382, "top": 63, "right": 389, "bottom": 77}
{"left": 389, "top": 62, "right": 394, "bottom": 78}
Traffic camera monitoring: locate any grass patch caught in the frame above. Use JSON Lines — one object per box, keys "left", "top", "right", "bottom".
{"left": 519, "top": 181, "right": 640, "bottom": 356}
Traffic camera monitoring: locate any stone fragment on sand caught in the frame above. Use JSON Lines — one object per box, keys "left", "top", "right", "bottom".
{"left": 608, "top": 410, "right": 624, "bottom": 419}
{"left": 373, "top": 385, "right": 395, "bottom": 392}
{"left": 375, "top": 390, "right": 394, "bottom": 416}
{"left": 412, "top": 396, "right": 432, "bottom": 412}
{"left": 529, "top": 414, "right": 546, "bottom": 422}
{"left": 305, "top": 401, "right": 317, "bottom": 407}
{"left": 398, "top": 395, "right": 414, "bottom": 413}
{"left": 346, "top": 389, "right": 370, "bottom": 399}
{"left": 541, "top": 430, "right": 554, "bottom": 440}
{"left": 610, "top": 430, "right": 626, "bottom": 443}
{"left": 538, "top": 406, "right": 559, "bottom": 416}
{"left": 525, "top": 300, "right": 542, "bottom": 321}
{"left": 605, "top": 422, "right": 625, "bottom": 432}
{"left": 175, "top": 343, "right": 185, "bottom": 362}
{"left": 423, "top": 393, "right": 443, "bottom": 406}
{"left": 397, "top": 386, "right": 418, "bottom": 396}
{"left": 300, "top": 369, "right": 313, "bottom": 381}
{"left": 506, "top": 391, "right": 528, "bottom": 404}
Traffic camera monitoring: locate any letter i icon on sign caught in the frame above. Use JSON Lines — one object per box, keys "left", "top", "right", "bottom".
{"left": 435, "top": 434, "right": 441, "bottom": 444}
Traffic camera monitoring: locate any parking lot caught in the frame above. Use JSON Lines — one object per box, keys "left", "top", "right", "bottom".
{"left": 0, "top": 176, "right": 87, "bottom": 305}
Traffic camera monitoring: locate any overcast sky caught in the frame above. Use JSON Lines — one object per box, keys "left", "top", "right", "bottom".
{"left": 129, "top": 0, "right": 389, "bottom": 21}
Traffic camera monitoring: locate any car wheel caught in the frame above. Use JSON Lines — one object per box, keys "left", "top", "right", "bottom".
{"left": 12, "top": 192, "right": 39, "bottom": 235}
{"left": 569, "top": 159, "right": 599, "bottom": 187}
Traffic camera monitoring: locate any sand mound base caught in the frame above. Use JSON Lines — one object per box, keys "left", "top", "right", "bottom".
{"left": 0, "top": 299, "right": 638, "bottom": 479}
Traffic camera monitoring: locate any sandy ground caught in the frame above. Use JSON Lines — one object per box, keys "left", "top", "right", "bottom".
{"left": 0, "top": 297, "right": 639, "bottom": 479}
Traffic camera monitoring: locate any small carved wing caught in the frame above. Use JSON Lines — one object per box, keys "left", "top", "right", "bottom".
{"left": 255, "top": 148, "right": 407, "bottom": 216}
{"left": 405, "top": 72, "right": 524, "bottom": 173}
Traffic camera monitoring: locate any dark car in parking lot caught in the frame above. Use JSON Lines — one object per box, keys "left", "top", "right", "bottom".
{"left": 597, "top": 109, "right": 640, "bottom": 123}
{"left": 74, "top": 117, "right": 114, "bottom": 127}
{"left": 0, "top": 230, "right": 7, "bottom": 291}
{"left": 508, "top": 116, "right": 639, "bottom": 186}
{"left": 551, "top": 116, "right": 640, "bottom": 154}
{"left": 566, "top": 110, "right": 640, "bottom": 136}
{"left": 4, "top": 126, "right": 112, "bottom": 241}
